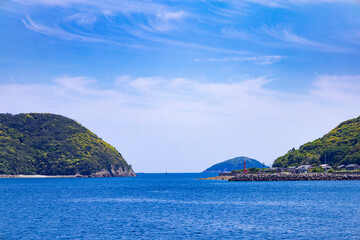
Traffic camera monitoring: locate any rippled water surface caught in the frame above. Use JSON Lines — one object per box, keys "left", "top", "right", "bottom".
{"left": 0, "top": 173, "right": 359, "bottom": 239}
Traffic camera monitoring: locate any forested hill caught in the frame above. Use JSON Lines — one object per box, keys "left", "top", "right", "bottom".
{"left": 203, "top": 156, "right": 268, "bottom": 173}
{"left": 0, "top": 113, "right": 135, "bottom": 176}
{"left": 273, "top": 116, "right": 360, "bottom": 168}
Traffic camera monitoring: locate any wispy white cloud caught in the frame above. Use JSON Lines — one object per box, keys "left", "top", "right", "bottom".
{"left": 22, "top": 16, "right": 146, "bottom": 48}
{"left": 139, "top": 11, "right": 188, "bottom": 33}
{"left": 11, "top": 0, "right": 88, "bottom": 7}
{"left": 115, "top": 75, "right": 132, "bottom": 85}
{"left": 11, "top": 0, "right": 169, "bottom": 14}
{"left": 279, "top": 29, "right": 318, "bottom": 46}
{"left": 17, "top": 1, "right": 248, "bottom": 55}
{"left": 22, "top": 16, "right": 104, "bottom": 42}
{"left": 202, "top": 0, "right": 356, "bottom": 15}
{"left": 22, "top": 15, "right": 248, "bottom": 55}
{"left": 311, "top": 75, "right": 360, "bottom": 103}
{"left": 195, "top": 55, "right": 284, "bottom": 65}
{"left": 0, "top": 75, "right": 285, "bottom": 127}
{"left": 158, "top": 11, "right": 187, "bottom": 22}
{"left": 65, "top": 13, "right": 97, "bottom": 26}
{"left": 12, "top": 0, "right": 358, "bottom": 55}
{"left": 220, "top": 23, "right": 354, "bottom": 54}
{"left": 4, "top": 74, "right": 358, "bottom": 124}
{"left": 221, "top": 27, "right": 252, "bottom": 40}
{"left": 15, "top": 0, "right": 188, "bottom": 32}
{"left": 54, "top": 76, "right": 99, "bottom": 95}
{"left": 336, "top": 29, "right": 360, "bottom": 46}
{"left": 246, "top": 55, "right": 284, "bottom": 65}
{"left": 230, "top": 0, "right": 356, "bottom": 8}
{"left": 263, "top": 27, "right": 348, "bottom": 52}
{"left": 201, "top": 1, "right": 248, "bottom": 17}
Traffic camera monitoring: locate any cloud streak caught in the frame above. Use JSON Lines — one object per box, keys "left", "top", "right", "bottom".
{"left": 22, "top": 16, "right": 104, "bottom": 42}
{"left": 263, "top": 27, "right": 348, "bottom": 52}
{"left": 17, "top": 0, "right": 188, "bottom": 33}
{"left": 10, "top": 0, "right": 358, "bottom": 56}
{"left": 21, "top": 10, "right": 248, "bottom": 55}
{"left": 195, "top": 55, "right": 284, "bottom": 65}
{"left": 311, "top": 75, "right": 360, "bottom": 103}
{"left": 228, "top": 0, "right": 356, "bottom": 8}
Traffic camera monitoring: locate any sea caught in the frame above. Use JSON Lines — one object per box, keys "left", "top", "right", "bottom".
{"left": 0, "top": 173, "right": 359, "bottom": 240}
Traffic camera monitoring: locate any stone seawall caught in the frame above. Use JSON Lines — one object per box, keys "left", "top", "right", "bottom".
{"left": 229, "top": 173, "right": 360, "bottom": 181}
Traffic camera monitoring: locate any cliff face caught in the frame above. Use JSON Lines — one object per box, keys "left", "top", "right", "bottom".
{"left": 0, "top": 113, "right": 135, "bottom": 177}
{"left": 273, "top": 116, "right": 360, "bottom": 168}
{"left": 91, "top": 168, "right": 136, "bottom": 177}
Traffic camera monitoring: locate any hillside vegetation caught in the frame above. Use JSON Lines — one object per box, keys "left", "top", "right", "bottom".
{"left": 203, "top": 156, "right": 269, "bottom": 173}
{"left": 273, "top": 116, "right": 360, "bottom": 168}
{"left": 0, "top": 113, "right": 134, "bottom": 176}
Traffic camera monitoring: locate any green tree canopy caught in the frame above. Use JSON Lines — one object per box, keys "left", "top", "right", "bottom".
{"left": 0, "top": 113, "right": 134, "bottom": 176}
{"left": 273, "top": 116, "right": 360, "bottom": 168}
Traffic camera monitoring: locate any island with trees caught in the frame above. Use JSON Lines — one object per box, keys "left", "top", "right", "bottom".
{"left": 203, "top": 156, "right": 269, "bottom": 173}
{"left": 0, "top": 113, "right": 135, "bottom": 177}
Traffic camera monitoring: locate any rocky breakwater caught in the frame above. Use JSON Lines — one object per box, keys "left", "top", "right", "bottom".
{"left": 229, "top": 173, "right": 360, "bottom": 181}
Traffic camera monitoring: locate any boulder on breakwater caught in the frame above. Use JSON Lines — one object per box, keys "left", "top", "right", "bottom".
{"left": 228, "top": 173, "right": 360, "bottom": 181}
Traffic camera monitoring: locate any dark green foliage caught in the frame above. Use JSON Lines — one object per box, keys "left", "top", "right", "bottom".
{"left": 231, "top": 168, "right": 268, "bottom": 173}
{"left": 273, "top": 116, "right": 360, "bottom": 168}
{"left": 0, "top": 113, "right": 133, "bottom": 175}
{"left": 203, "top": 156, "right": 269, "bottom": 173}
{"left": 309, "top": 167, "right": 325, "bottom": 173}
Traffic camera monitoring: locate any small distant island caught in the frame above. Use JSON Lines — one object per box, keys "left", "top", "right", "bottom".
{"left": 0, "top": 113, "right": 135, "bottom": 177}
{"left": 203, "top": 156, "right": 269, "bottom": 173}
{"left": 203, "top": 115, "right": 360, "bottom": 181}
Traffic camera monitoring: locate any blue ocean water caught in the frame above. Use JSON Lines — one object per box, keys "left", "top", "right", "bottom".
{"left": 0, "top": 173, "right": 359, "bottom": 240}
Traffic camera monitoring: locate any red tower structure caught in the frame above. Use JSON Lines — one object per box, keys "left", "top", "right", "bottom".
{"left": 244, "top": 160, "right": 247, "bottom": 174}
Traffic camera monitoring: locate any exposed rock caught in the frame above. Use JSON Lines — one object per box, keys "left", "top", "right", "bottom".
{"left": 90, "top": 167, "right": 136, "bottom": 177}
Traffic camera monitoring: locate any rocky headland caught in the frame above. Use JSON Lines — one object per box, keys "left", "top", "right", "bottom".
{"left": 0, "top": 113, "right": 135, "bottom": 177}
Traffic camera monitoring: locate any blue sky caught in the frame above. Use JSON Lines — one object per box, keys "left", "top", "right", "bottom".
{"left": 1, "top": 0, "right": 360, "bottom": 172}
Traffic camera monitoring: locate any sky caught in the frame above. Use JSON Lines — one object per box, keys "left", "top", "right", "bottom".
{"left": 0, "top": 0, "right": 360, "bottom": 172}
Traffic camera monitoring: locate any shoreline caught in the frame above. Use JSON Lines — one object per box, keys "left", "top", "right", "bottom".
{"left": 0, "top": 173, "right": 136, "bottom": 178}
{"left": 0, "top": 174, "right": 82, "bottom": 178}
